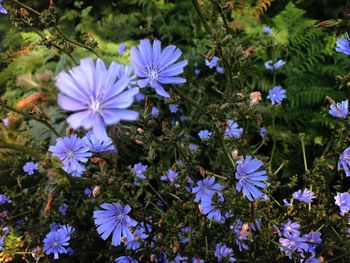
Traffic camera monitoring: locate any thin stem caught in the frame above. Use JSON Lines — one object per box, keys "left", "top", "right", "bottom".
{"left": 300, "top": 133, "right": 308, "bottom": 173}
{"left": 273, "top": 161, "right": 286, "bottom": 175}
{"left": 252, "top": 139, "right": 266, "bottom": 155}
{"left": 269, "top": 114, "right": 276, "bottom": 167}
{"left": 0, "top": 142, "right": 43, "bottom": 159}
{"left": 5, "top": 105, "right": 61, "bottom": 137}
{"left": 215, "top": 127, "right": 236, "bottom": 169}
{"left": 191, "top": 0, "right": 212, "bottom": 35}
{"left": 13, "top": 0, "right": 41, "bottom": 16}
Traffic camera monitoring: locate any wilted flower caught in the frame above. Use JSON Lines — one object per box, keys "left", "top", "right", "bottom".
{"left": 265, "top": 59, "right": 286, "bottom": 70}
{"left": 93, "top": 203, "right": 137, "bottom": 246}
{"left": 329, "top": 100, "right": 348, "bottom": 118}
{"left": 0, "top": 0, "right": 6, "bottom": 14}
{"left": 334, "top": 192, "right": 350, "bottom": 216}
{"left": 267, "top": 86, "right": 286, "bottom": 105}
{"left": 235, "top": 156, "right": 268, "bottom": 201}
{"left": 250, "top": 91, "right": 262, "bottom": 106}
{"left": 23, "top": 161, "right": 39, "bottom": 175}
{"left": 338, "top": 146, "right": 350, "bottom": 177}
{"left": 224, "top": 120, "right": 243, "bottom": 138}
{"left": 189, "top": 143, "right": 198, "bottom": 152}
{"left": 2, "top": 117, "right": 8, "bottom": 126}
{"left": 131, "top": 39, "right": 188, "bottom": 98}
{"left": 198, "top": 130, "right": 212, "bottom": 140}
{"left": 292, "top": 188, "right": 316, "bottom": 203}
{"left": 205, "top": 56, "right": 219, "bottom": 68}
{"left": 335, "top": 34, "right": 350, "bottom": 55}
{"left": 56, "top": 58, "right": 139, "bottom": 139}
{"left": 48, "top": 135, "right": 92, "bottom": 176}
{"left": 262, "top": 26, "right": 273, "bottom": 34}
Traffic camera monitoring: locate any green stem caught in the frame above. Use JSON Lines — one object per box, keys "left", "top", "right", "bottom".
{"left": 300, "top": 133, "right": 308, "bottom": 173}
{"left": 0, "top": 142, "right": 43, "bottom": 159}
{"left": 269, "top": 114, "right": 276, "bottom": 167}
{"left": 5, "top": 105, "right": 61, "bottom": 137}
{"left": 253, "top": 139, "right": 266, "bottom": 155}
{"left": 191, "top": 0, "right": 212, "bottom": 35}
{"left": 13, "top": 0, "right": 41, "bottom": 16}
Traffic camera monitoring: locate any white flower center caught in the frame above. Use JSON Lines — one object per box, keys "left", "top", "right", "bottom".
{"left": 66, "top": 150, "right": 74, "bottom": 159}
{"left": 53, "top": 241, "right": 59, "bottom": 247}
{"left": 290, "top": 240, "right": 296, "bottom": 246}
{"left": 148, "top": 69, "right": 159, "bottom": 80}
{"left": 90, "top": 100, "right": 101, "bottom": 112}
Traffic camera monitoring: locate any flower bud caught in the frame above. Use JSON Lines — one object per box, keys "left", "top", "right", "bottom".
{"left": 250, "top": 91, "right": 262, "bottom": 106}
{"left": 93, "top": 186, "right": 101, "bottom": 197}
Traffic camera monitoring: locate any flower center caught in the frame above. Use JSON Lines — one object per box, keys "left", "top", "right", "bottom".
{"left": 290, "top": 240, "right": 296, "bottom": 246}
{"left": 66, "top": 150, "right": 74, "bottom": 159}
{"left": 148, "top": 68, "right": 159, "bottom": 80}
{"left": 53, "top": 241, "right": 59, "bottom": 247}
{"left": 90, "top": 100, "right": 101, "bottom": 112}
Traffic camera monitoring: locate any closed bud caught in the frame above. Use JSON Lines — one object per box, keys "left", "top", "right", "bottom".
{"left": 137, "top": 128, "right": 145, "bottom": 134}
{"left": 231, "top": 149, "right": 239, "bottom": 161}
{"left": 172, "top": 242, "right": 180, "bottom": 253}
{"left": 250, "top": 91, "right": 262, "bottom": 106}
{"left": 135, "top": 139, "right": 144, "bottom": 145}
{"left": 93, "top": 186, "right": 101, "bottom": 197}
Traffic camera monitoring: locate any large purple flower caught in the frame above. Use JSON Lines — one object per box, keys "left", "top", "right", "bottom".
{"left": 131, "top": 39, "right": 188, "bottom": 98}
{"left": 93, "top": 203, "right": 137, "bottom": 246}
{"left": 56, "top": 58, "right": 139, "bottom": 139}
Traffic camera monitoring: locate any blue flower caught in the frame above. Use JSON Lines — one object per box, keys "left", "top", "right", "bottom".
{"left": 56, "top": 58, "right": 139, "bottom": 139}
{"left": 214, "top": 243, "right": 236, "bottom": 262}
{"left": 118, "top": 43, "right": 126, "bottom": 54}
{"left": 216, "top": 66, "right": 224, "bottom": 74}
{"left": 192, "top": 257, "right": 204, "bottom": 263}
{"left": 0, "top": 195, "right": 11, "bottom": 205}
{"left": 198, "top": 130, "right": 212, "bottom": 140}
{"left": 161, "top": 169, "right": 179, "bottom": 183}
{"left": 2, "top": 227, "right": 9, "bottom": 235}
{"left": 194, "top": 69, "right": 200, "bottom": 75}
{"left": 93, "top": 203, "right": 137, "bottom": 246}
{"left": 231, "top": 220, "right": 249, "bottom": 251}
{"left": 23, "top": 161, "right": 38, "bottom": 175}
{"left": 189, "top": 143, "right": 198, "bottom": 152}
{"left": 267, "top": 86, "right": 286, "bottom": 105}
{"left": 334, "top": 192, "right": 350, "bottom": 216}
{"left": 265, "top": 59, "right": 286, "bottom": 70}
{"left": 338, "top": 146, "right": 350, "bottom": 177}
{"left": 115, "top": 256, "right": 138, "bottom": 263}
{"left": 292, "top": 188, "right": 316, "bottom": 203}
{"left": 235, "top": 156, "right": 268, "bottom": 201}
{"left": 0, "top": 0, "right": 7, "bottom": 14}
{"left": 43, "top": 225, "right": 73, "bottom": 259}
{"left": 0, "top": 236, "right": 4, "bottom": 251}
{"left": 131, "top": 39, "right": 188, "bottom": 98}
{"left": 2, "top": 118, "right": 8, "bottom": 126}
{"left": 205, "top": 56, "right": 219, "bottom": 69}
{"left": 303, "top": 231, "right": 321, "bottom": 254}
{"left": 135, "top": 93, "right": 145, "bottom": 101}
{"left": 329, "top": 100, "right": 348, "bottom": 118}
{"left": 200, "top": 195, "right": 224, "bottom": 223}
{"left": 192, "top": 177, "right": 223, "bottom": 203}
{"left": 131, "top": 162, "right": 148, "bottom": 180}
{"left": 282, "top": 220, "right": 300, "bottom": 236}
{"left": 262, "top": 26, "right": 273, "bottom": 34}
{"left": 335, "top": 34, "right": 350, "bottom": 55}
{"left": 279, "top": 232, "right": 308, "bottom": 259}
{"left": 125, "top": 226, "right": 148, "bottom": 250}
{"left": 48, "top": 135, "right": 92, "bottom": 176}
{"left": 259, "top": 127, "right": 267, "bottom": 138}
{"left": 59, "top": 203, "right": 68, "bottom": 215}
{"left": 83, "top": 132, "right": 116, "bottom": 153}
{"left": 169, "top": 104, "right": 179, "bottom": 113}
{"left": 224, "top": 120, "right": 243, "bottom": 138}
{"left": 84, "top": 188, "right": 92, "bottom": 197}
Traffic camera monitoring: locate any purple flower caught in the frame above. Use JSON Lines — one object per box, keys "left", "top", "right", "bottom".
{"left": 0, "top": 195, "right": 11, "bottom": 205}
{"left": 56, "top": 58, "right": 139, "bottom": 139}
{"left": 216, "top": 66, "right": 224, "bottom": 74}
{"left": 135, "top": 93, "right": 145, "bottom": 101}
{"left": 265, "top": 59, "right": 286, "bottom": 70}
{"left": 282, "top": 220, "right": 300, "bottom": 236}
{"left": 215, "top": 243, "right": 236, "bottom": 262}
{"left": 301, "top": 257, "right": 321, "bottom": 263}
{"left": 23, "top": 161, "right": 39, "bottom": 175}
{"left": 161, "top": 169, "right": 179, "bottom": 183}
{"left": 262, "top": 26, "right": 273, "bottom": 34}
{"left": 338, "top": 146, "right": 350, "bottom": 177}
{"left": 329, "top": 100, "right": 348, "bottom": 119}
{"left": 200, "top": 195, "right": 224, "bottom": 223}
{"left": 48, "top": 135, "right": 92, "bottom": 176}
{"left": 169, "top": 104, "right": 179, "bottom": 113}
{"left": 0, "top": 236, "right": 4, "bottom": 251}
{"left": 334, "top": 192, "right": 350, "bottom": 216}
{"left": 59, "top": 203, "right": 68, "bottom": 215}
{"left": 192, "top": 257, "right": 204, "bottom": 263}
{"left": 118, "top": 43, "right": 126, "bottom": 54}
{"left": 205, "top": 56, "right": 219, "bottom": 69}
{"left": 279, "top": 232, "right": 308, "bottom": 259}
{"left": 198, "top": 130, "right": 212, "bottom": 140}
{"left": 267, "top": 86, "right": 286, "bottom": 105}
{"left": 293, "top": 188, "right": 316, "bottom": 203}
{"left": 125, "top": 226, "right": 148, "bottom": 250}
{"left": 115, "top": 256, "right": 138, "bottom": 263}
{"left": 43, "top": 225, "right": 73, "bottom": 259}
{"left": 303, "top": 231, "right": 321, "bottom": 254}
{"left": 336, "top": 34, "right": 350, "bottom": 55}
{"left": 93, "top": 203, "right": 137, "bottom": 246}
{"left": 2, "top": 227, "right": 9, "bottom": 235}
{"left": 150, "top": 106, "right": 159, "bottom": 117}
{"left": 2, "top": 117, "right": 8, "bottom": 126}
{"left": 83, "top": 132, "right": 116, "bottom": 153}
{"left": 131, "top": 162, "right": 148, "bottom": 180}
{"left": 260, "top": 127, "right": 267, "bottom": 138}
{"left": 84, "top": 188, "right": 92, "bottom": 197}
{"left": 231, "top": 220, "right": 250, "bottom": 251}
{"left": 131, "top": 39, "right": 188, "bottom": 98}
{"left": 235, "top": 156, "right": 268, "bottom": 201}
{"left": 192, "top": 177, "right": 223, "bottom": 203}
{"left": 189, "top": 143, "right": 198, "bottom": 152}
{"left": 194, "top": 69, "right": 200, "bottom": 75}
{"left": 283, "top": 199, "right": 292, "bottom": 207}
{"left": 224, "top": 120, "right": 243, "bottom": 138}
{"left": 0, "top": 0, "right": 7, "bottom": 14}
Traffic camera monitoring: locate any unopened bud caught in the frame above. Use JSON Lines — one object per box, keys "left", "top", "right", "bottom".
{"left": 326, "top": 96, "right": 335, "bottom": 105}
{"left": 93, "top": 186, "right": 101, "bottom": 197}
{"left": 250, "top": 91, "right": 262, "bottom": 106}
{"left": 135, "top": 139, "right": 144, "bottom": 145}
{"left": 231, "top": 149, "right": 239, "bottom": 161}
{"left": 137, "top": 128, "right": 145, "bottom": 134}
{"left": 172, "top": 242, "right": 180, "bottom": 253}
{"left": 150, "top": 255, "right": 156, "bottom": 262}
